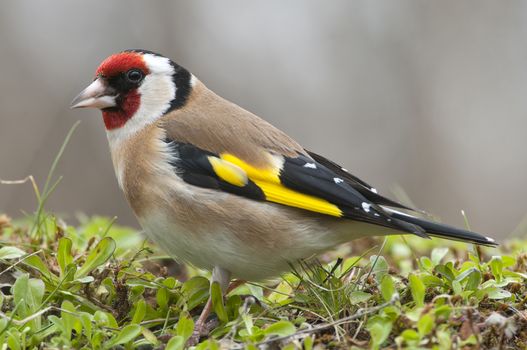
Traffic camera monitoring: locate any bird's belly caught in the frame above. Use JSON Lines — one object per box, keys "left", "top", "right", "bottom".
{"left": 135, "top": 181, "right": 344, "bottom": 280}
{"left": 139, "top": 213, "right": 285, "bottom": 280}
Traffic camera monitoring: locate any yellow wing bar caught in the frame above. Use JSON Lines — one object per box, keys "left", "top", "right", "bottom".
{"left": 214, "top": 153, "right": 343, "bottom": 217}
{"left": 253, "top": 180, "right": 343, "bottom": 217}
{"left": 208, "top": 156, "right": 248, "bottom": 187}
{"left": 221, "top": 153, "right": 280, "bottom": 184}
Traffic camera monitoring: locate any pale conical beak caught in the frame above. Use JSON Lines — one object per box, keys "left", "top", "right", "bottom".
{"left": 70, "top": 78, "right": 118, "bottom": 109}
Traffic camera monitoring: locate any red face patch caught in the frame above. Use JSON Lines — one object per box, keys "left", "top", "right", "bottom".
{"left": 96, "top": 52, "right": 149, "bottom": 130}
{"left": 96, "top": 52, "right": 150, "bottom": 78}
{"left": 102, "top": 90, "right": 141, "bottom": 130}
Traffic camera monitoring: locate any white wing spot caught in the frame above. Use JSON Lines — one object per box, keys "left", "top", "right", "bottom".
{"left": 303, "top": 162, "right": 317, "bottom": 169}
{"left": 361, "top": 202, "right": 371, "bottom": 212}
{"left": 371, "top": 188, "right": 378, "bottom": 193}
{"left": 341, "top": 168, "right": 349, "bottom": 172}
{"left": 374, "top": 213, "right": 380, "bottom": 217}
{"left": 333, "top": 177, "right": 344, "bottom": 184}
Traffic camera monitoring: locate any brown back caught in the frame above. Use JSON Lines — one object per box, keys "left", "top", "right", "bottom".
{"left": 162, "top": 80, "right": 307, "bottom": 168}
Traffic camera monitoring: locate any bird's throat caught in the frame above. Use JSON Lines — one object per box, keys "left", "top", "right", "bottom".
{"left": 102, "top": 90, "right": 141, "bottom": 130}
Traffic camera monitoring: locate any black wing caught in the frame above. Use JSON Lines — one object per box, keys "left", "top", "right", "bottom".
{"left": 164, "top": 138, "right": 427, "bottom": 237}
{"left": 306, "top": 150, "right": 413, "bottom": 210}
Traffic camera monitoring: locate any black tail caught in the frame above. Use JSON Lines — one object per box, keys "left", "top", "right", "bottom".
{"left": 389, "top": 210, "right": 498, "bottom": 247}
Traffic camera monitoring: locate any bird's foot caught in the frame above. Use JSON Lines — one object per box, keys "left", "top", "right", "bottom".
{"left": 186, "top": 296, "right": 213, "bottom": 347}
{"left": 187, "top": 329, "right": 201, "bottom": 347}
{"left": 187, "top": 318, "right": 219, "bottom": 346}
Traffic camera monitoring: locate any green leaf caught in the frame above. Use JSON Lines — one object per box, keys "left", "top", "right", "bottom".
{"left": 226, "top": 294, "right": 242, "bottom": 320}
{"left": 267, "top": 281, "right": 293, "bottom": 304}
{"left": 417, "top": 313, "right": 434, "bottom": 336}
{"left": 431, "top": 247, "right": 449, "bottom": 265}
{"left": 94, "top": 311, "right": 118, "bottom": 328}
{"left": 181, "top": 276, "right": 210, "bottom": 310}
{"left": 247, "top": 284, "right": 264, "bottom": 301}
{"left": 349, "top": 291, "right": 372, "bottom": 305}
{"left": 489, "top": 256, "right": 503, "bottom": 282}
{"left": 75, "top": 237, "right": 116, "bottom": 279}
{"left": 181, "top": 276, "right": 210, "bottom": 294}
{"left": 405, "top": 309, "right": 422, "bottom": 324}
{"left": 163, "top": 277, "right": 178, "bottom": 289}
{"left": 156, "top": 287, "right": 169, "bottom": 310}
{"left": 380, "top": 275, "right": 396, "bottom": 302}
{"left": 400, "top": 329, "right": 420, "bottom": 341}
{"left": 166, "top": 336, "right": 185, "bottom": 350}
{"left": 0, "top": 246, "right": 26, "bottom": 260}
{"left": 303, "top": 335, "right": 314, "bottom": 350}
{"left": 176, "top": 311, "right": 195, "bottom": 342}
{"left": 61, "top": 300, "right": 77, "bottom": 341}
{"left": 419, "top": 256, "right": 433, "bottom": 271}
{"left": 242, "top": 310, "right": 254, "bottom": 337}
{"left": 7, "top": 330, "right": 21, "bottom": 350}
{"left": 421, "top": 274, "right": 444, "bottom": 287}
{"left": 452, "top": 280, "right": 463, "bottom": 295}
{"left": 12, "top": 274, "right": 45, "bottom": 329}
{"left": 382, "top": 305, "right": 401, "bottom": 321}
{"left": 74, "top": 275, "right": 93, "bottom": 284}
{"left": 437, "top": 328, "right": 452, "bottom": 349}
{"left": 195, "top": 339, "right": 220, "bottom": 350}
{"left": 501, "top": 255, "right": 516, "bottom": 268}
{"left": 80, "top": 312, "right": 93, "bottom": 341}
{"left": 484, "top": 287, "right": 512, "bottom": 300}
{"left": 263, "top": 320, "right": 296, "bottom": 337}
{"left": 435, "top": 264, "right": 455, "bottom": 282}
{"left": 131, "top": 299, "right": 146, "bottom": 324}
{"left": 455, "top": 267, "right": 478, "bottom": 283}
{"left": 367, "top": 316, "right": 392, "bottom": 350}
{"left": 434, "top": 305, "right": 452, "bottom": 320}
{"left": 14, "top": 275, "right": 44, "bottom": 312}
{"left": 409, "top": 274, "right": 425, "bottom": 307}
{"left": 62, "top": 263, "right": 77, "bottom": 283}
{"left": 49, "top": 315, "right": 64, "bottom": 333}
{"left": 57, "top": 237, "right": 73, "bottom": 276}
{"left": 211, "top": 282, "right": 228, "bottom": 322}
{"left": 142, "top": 327, "right": 159, "bottom": 345}
{"left": 461, "top": 334, "right": 479, "bottom": 346}
{"left": 465, "top": 270, "right": 482, "bottom": 291}
{"left": 24, "top": 254, "right": 57, "bottom": 282}
{"left": 370, "top": 255, "right": 389, "bottom": 283}
{"left": 105, "top": 324, "right": 141, "bottom": 348}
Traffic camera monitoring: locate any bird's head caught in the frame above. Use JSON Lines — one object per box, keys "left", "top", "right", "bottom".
{"left": 71, "top": 49, "right": 192, "bottom": 132}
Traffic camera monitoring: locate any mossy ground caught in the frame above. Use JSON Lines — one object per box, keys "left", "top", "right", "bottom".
{"left": 0, "top": 212, "right": 525, "bottom": 349}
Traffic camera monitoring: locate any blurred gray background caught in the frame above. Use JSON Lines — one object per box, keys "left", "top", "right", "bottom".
{"left": 0, "top": 1, "right": 526, "bottom": 240}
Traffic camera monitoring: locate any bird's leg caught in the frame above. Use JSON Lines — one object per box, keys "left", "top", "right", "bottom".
{"left": 188, "top": 266, "right": 231, "bottom": 346}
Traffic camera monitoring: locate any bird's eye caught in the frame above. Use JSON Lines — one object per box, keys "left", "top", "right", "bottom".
{"left": 126, "top": 69, "right": 144, "bottom": 83}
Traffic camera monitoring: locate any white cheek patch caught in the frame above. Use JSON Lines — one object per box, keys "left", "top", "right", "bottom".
{"left": 106, "top": 54, "right": 176, "bottom": 148}
{"left": 142, "top": 53, "right": 174, "bottom": 74}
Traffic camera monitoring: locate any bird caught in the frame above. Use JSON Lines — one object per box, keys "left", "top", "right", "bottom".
{"left": 71, "top": 49, "right": 497, "bottom": 340}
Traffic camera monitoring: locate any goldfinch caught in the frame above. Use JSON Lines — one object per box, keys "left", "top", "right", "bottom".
{"left": 72, "top": 49, "right": 496, "bottom": 337}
